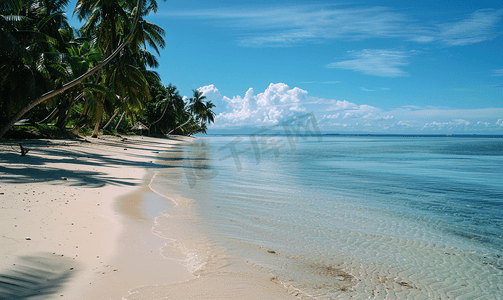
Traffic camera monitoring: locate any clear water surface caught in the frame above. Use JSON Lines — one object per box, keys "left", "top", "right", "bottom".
{"left": 150, "top": 135, "right": 503, "bottom": 299}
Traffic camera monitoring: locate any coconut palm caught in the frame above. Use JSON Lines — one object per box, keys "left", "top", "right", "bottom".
{"left": 188, "top": 89, "right": 207, "bottom": 118}
{"left": 144, "top": 83, "right": 184, "bottom": 134}
{"left": 74, "top": 0, "right": 165, "bottom": 137}
{"left": 0, "top": 0, "right": 69, "bottom": 127}
{"left": 166, "top": 89, "right": 216, "bottom": 135}
{"left": 188, "top": 90, "right": 216, "bottom": 126}
{"left": 0, "top": 0, "right": 148, "bottom": 138}
{"left": 200, "top": 100, "right": 216, "bottom": 125}
{"left": 0, "top": 0, "right": 213, "bottom": 139}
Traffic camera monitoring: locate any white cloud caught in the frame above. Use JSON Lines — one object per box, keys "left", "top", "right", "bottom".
{"left": 422, "top": 121, "right": 452, "bottom": 130}
{"left": 493, "top": 69, "right": 503, "bottom": 76}
{"left": 359, "top": 87, "right": 375, "bottom": 92}
{"left": 187, "top": 6, "right": 410, "bottom": 47}
{"left": 436, "top": 9, "right": 503, "bottom": 46}
{"left": 343, "top": 112, "right": 358, "bottom": 119}
{"left": 452, "top": 119, "right": 470, "bottom": 126}
{"left": 198, "top": 84, "right": 222, "bottom": 100}
{"left": 202, "top": 83, "right": 503, "bottom": 133}
{"left": 207, "top": 83, "right": 308, "bottom": 128}
{"left": 363, "top": 113, "right": 394, "bottom": 120}
{"left": 326, "top": 100, "right": 359, "bottom": 111}
{"left": 198, "top": 84, "right": 225, "bottom": 114}
{"left": 397, "top": 121, "right": 412, "bottom": 127}
{"left": 328, "top": 123, "right": 350, "bottom": 127}
{"left": 327, "top": 49, "right": 410, "bottom": 77}
{"left": 318, "top": 104, "right": 503, "bottom": 133}
{"left": 420, "top": 116, "right": 496, "bottom": 131}
{"left": 388, "top": 106, "right": 503, "bottom": 119}
{"left": 161, "top": 6, "right": 502, "bottom": 47}
{"left": 323, "top": 113, "right": 340, "bottom": 119}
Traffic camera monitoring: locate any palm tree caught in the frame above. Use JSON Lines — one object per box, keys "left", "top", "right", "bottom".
{"left": 0, "top": 0, "right": 148, "bottom": 139}
{"left": 145, "top": 83, "right": 183, "bottom": 133}
{"left": 53, "top": 38, "right": 104, "bottom": 130}
{"left": 166, "top": 89, "right": 216, "bottom": 135}
{"left": 74, "top": 0, "right": 165, "bottom": 137}
{"left": 0, "top": 0, "right": 68, "bottom": 128}
{"left": 188, "top": 89, "right": 207, "bottom": 118}
{"left": 201, "top": 100, "right": 216, "bottom": 125}
{"left": 189, "top": 90, "right": 216, "bottom": 126}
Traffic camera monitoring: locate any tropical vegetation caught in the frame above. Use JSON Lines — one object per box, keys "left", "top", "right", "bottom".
{"left": 0, "top": 0, "right": 215, "bottom": 139}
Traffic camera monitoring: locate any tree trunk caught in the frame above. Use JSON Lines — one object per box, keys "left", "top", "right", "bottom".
{"left": 54, "top": 98, "right": 71, "bottom": 129}
{"left": 103, "top": 108, "right": 120, "bottom": 130}
{"left": 56, "top": 93, "right": 83, "bottom": 130}
{"left": 91, "top": 98, "right": 104, "bottom": 138}
{"left": 0, "top": 0, "right": 142, "bottom": 139}
{"left": 167, "top": 115, "right": 193, "bottom": 135}
{"left": 115, "top": 111, "right": 126, "bottom": 130}
{"left": 92, "top": 119, "right": 101, "bottom": 138}
{"left": 39, "top": 107, "right": 59, "bottom": 124}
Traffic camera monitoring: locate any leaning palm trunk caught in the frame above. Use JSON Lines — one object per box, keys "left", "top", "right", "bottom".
{"left": 167, "top": 115, "right": 194, "bottom": 135}
{"left": 114, "top": 111, "right": 126, "bottom": 130}
{"left": 0, "top": 1, "right": 143, "bottom": 139}
{"left": 91, "top": 97, "right": 105, "bottom": 137}
{"left": 148, "top": 103, "right": 173, "bottom": 130}
{"left": 56, "top": 93, "right": 84, "bottom": 130}
{"left": 102, "top": 108, "right": 120, "bottom": 130}
{"left": 39, "top": 107, "right": 60, "bottom": 124}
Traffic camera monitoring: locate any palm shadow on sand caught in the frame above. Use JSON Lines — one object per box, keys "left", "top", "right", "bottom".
{"left": 0, "top": 253, "right": 76, "bottom": 300}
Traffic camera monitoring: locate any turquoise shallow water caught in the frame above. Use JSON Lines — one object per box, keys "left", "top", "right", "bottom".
{"left": 151, "top": 135, "right": 503, "bottom": 298}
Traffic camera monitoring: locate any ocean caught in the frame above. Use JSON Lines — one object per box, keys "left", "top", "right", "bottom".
{"left": 148, "top": 134, "right": 503, "bottom": 299}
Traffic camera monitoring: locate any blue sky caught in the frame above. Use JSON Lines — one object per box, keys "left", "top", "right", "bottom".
{"left": 67, "top": 0, "right": 503, "bottom": 134}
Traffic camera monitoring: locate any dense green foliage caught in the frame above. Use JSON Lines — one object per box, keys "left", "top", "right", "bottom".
{"left": 0, "top": 0, "right": 215, "bottom": 138}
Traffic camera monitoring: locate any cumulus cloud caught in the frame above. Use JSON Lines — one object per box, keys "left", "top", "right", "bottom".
{"left": 387, "top": 106, "right": 503, "bottom": 119}
{"left": 322, "top": 113, "right": 340, "bottom": 120}
{"left": 397, "top": 121, "right": 412, "bottom": 127}
{"left": 421, "top": 118, "right": 490, "bottom": 131}
{"left": 200, "top": 83, "right": 503, "bottom": 133}
{"left": 327, "top": 49, "right": 410, "bottom": 77}
{"left": 201, "top": 83, "right": 308, "bottom": 128}
{"left": 197, "top": 84, "right": 225, "bottom": 114}
{"left": 326, "top": 100, "right": 358, "bottom": 111}
{"left": 452, "top": 119, "right": 470, "bottom": 126}
{"left": 198, "top": 84, "right": 222, "bottom": 100}
{"left": 422, "top": 121, "right": 452, "bottom": 130}
{"left": 363, "top": 113, "right": 394, "bottom": 120}
{"left": 327, "top": 123, "right": 350, "bottom": 127}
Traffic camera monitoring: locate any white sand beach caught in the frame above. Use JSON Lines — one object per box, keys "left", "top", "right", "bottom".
{"left": 0, "top": 136, "right": 192, "bottom": 299}
{"left": 0, "top": 135, "right": 295, "bottom": 299}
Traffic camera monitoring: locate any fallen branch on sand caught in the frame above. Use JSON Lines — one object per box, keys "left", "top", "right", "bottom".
{"left": 19, "top": 144, "right": 29, "bottom": 156}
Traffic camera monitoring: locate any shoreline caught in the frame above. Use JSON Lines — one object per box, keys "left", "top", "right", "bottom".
{"left": 123, "top": 138, "right": 298, "bottom": 299}
{"left": 4, "top": 135, "right": 498, "bottom": 298}
{"left": 0, "top": 135, "right": 194, "bottom": 299}
{"left": 1, "top": 135, "right": 308, "bottom": 299}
